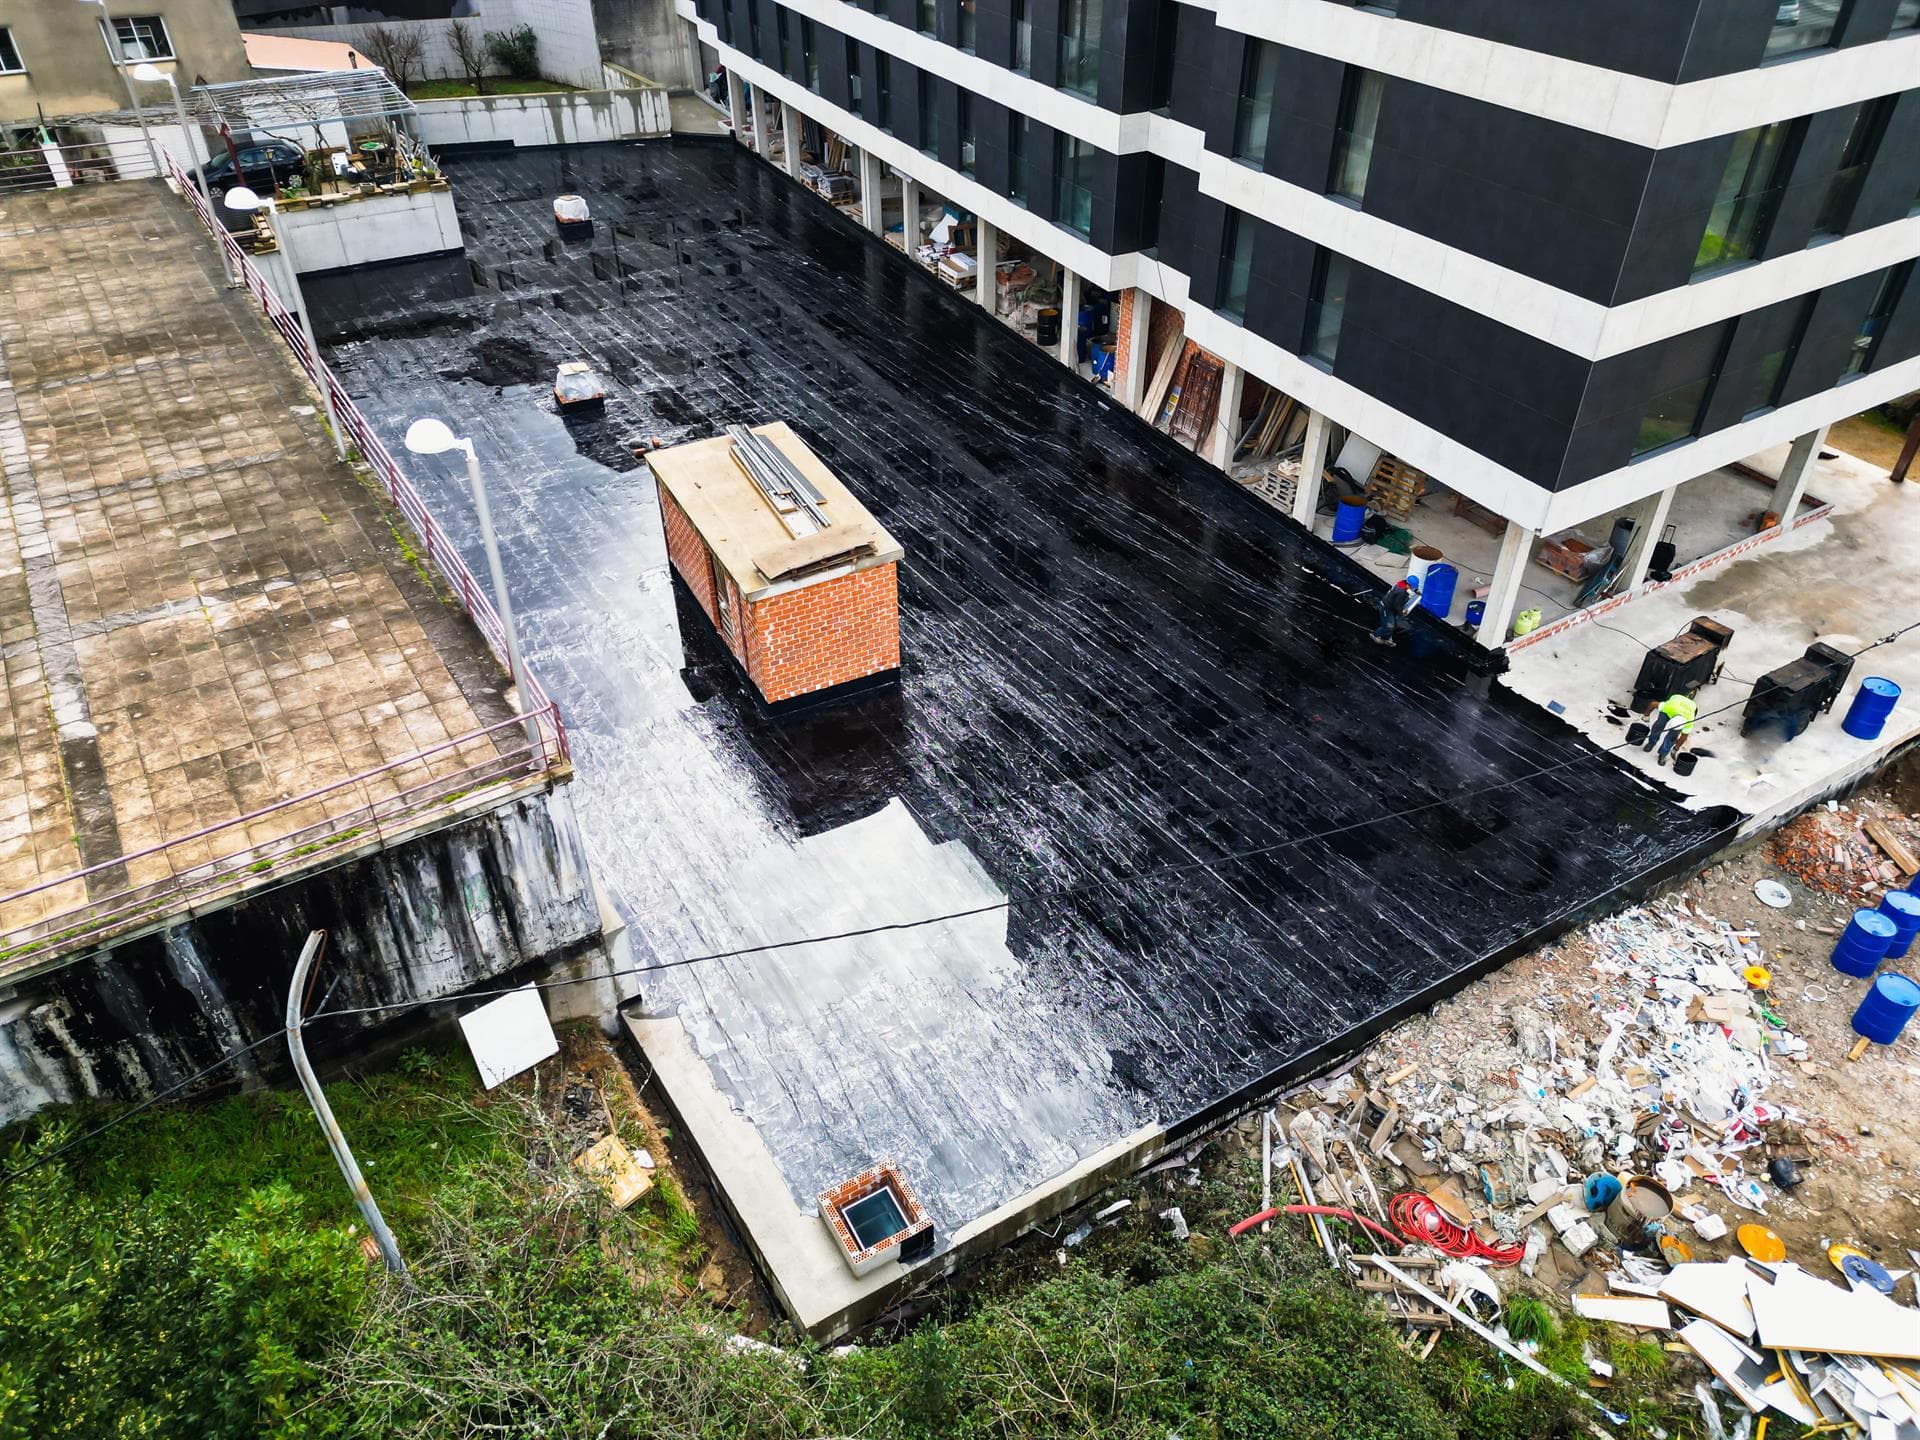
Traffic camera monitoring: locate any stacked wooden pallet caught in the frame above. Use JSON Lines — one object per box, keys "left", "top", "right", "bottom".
{"left": 1364, "top": 456, "right": 1426, "bottom": 519}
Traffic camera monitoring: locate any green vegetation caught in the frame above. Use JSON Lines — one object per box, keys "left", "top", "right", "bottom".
{"left": 0, "top": 1032, "right": 1694, "bottom": 1438}
{"left": 406, "top": 77, "right": 579, "bottom": 100}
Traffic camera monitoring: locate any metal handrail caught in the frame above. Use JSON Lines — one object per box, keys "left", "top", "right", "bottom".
{"left": 0, "top": 152, "right": 574, "bottom": 964}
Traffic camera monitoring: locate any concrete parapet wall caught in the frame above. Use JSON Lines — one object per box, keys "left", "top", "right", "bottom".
{"left": 415, "top": 88, "right": 671, "bottom": 149}
{"left": 273, "top": 186, "right": 464, "bottom": 275}
{"left": 0, "top": 787, "right": 604, "bottom": 1129}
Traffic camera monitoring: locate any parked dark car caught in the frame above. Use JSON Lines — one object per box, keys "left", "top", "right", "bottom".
{"left": 201, "top": 139, "right": 305, "bottom": 197}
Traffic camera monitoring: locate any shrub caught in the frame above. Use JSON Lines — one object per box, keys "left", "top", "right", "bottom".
{"left": 484, "top": 24, "right": 540, "bottom": 81}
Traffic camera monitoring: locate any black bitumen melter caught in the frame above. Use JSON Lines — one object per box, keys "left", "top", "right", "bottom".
{"left": 308, "top": 141, "right": 1735, "bottom": 1237}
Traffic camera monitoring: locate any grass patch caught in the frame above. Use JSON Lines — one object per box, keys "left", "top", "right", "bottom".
{"left": 408, "top": 78, "right": 579, "bottom": 99}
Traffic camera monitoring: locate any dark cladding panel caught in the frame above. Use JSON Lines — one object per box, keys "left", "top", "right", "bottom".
{"left": 1761, "top": 107, "right": 1862, "bottom": 261}
{"left": 1365, "top": 79, "right": 1652, "bottom": 305}
{"left": 1612, "top": 137, "right": 1738, "bottom": 306}
{"left": 1778, "top": 269, "right": 1902, "bottom": 404}
{"left": 1155, "top": 160, "right": 1201, "bottom": 276}
{"left": 1166, "top": 0, "right": 1216, "bottom": 131}
{"left": 1854, "top": 91, "right": 1920, "bottom": 234}
{"left": 1259, "top": 45, "right": 1343, "bottom": 192}
{"left": 975, "top": 0, "right": 1012, "bottom": 67}
{"left": 1394, "top": 0, "right": 1703, "bottom": 82}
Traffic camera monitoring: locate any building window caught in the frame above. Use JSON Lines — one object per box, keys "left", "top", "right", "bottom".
{"left": 1304, "top": 249, "right": 1351, "bottom": 365}
{"left": 1150, "top": 0, "right": 1178, "bottom": 111}
{"left": 1233, "top": 41, "right": 1280, "bottom": 169}
{"left": 917, "top": 0, "right": 937, "bottom": 35}
{"left": 1633, "top": 326, "right": 1731, "bottom": 457}
{"left": 1898, "top": 0, "right": 1920, "bottom": 28}
{"left": 802, "top": 18, "right": 819, "bottom": 88}
{"left": 959, "top": 91, "right": 976, "bottom": 175}
{"left": 748, "top": 3, "right": 762, "bottom": 59}
{"left": 876, "top": 54, "right": 892, "bottom": 131}
{"left": 1219, "top": 212, "right": 1254, "bottom": 320}
{"left": 847, "top": 37, "right": 863, "bottom": 115}
{"left": 1766, "top": 0, "right": 1849, "bottom": 59}
{"left": 1011, "top": 0, "right": 1032, "bottom": 73}
{"left": 0, "top": 27, "right": 22, "bottom": 74}
{"left": 1009, "top": 115, "right": 1030, "bottom": 205}
{"left": 1055, "top": 133, "right": 1095, "bottom": 236}
{"left": 918, "top": 72, "right": 937, "bottom": 156}
{"left": 1329, "top": 68, "right": 1384, "bottom": 203}
{"left": 1694, "top": 121, "right": 1795, "bottom": 276}
{"left": 776, "top": 7, "right": 791, "bottom": 73}
{"left": 1842, "top": 264, "right": 1910, "bottom": 378}
{"left": 1736, "top": 296, "right": 1815, "bottom": 418}
{"left": 101, "top": 15, "right": 173, "bottom": 62}
{"left": 960, "top": 0, "right": 977, "bottom": 52}
{"left": 1814, "top": 97, "right": 1891, "bottom": 239}
{"left": 1060, "top": 0, "right": 1102, "bottom": 99}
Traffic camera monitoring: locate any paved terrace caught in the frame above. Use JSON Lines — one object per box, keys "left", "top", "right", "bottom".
{"left": 309, "top": 141, "right": 1735, "bottom": 1330}
{"left": 0, "top": 181, "right": 516, "bottom": 966}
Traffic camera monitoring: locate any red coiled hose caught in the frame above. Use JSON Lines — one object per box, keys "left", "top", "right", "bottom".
{"left": 1386, "top": 1190, "right": 1525, "bottom": 1265}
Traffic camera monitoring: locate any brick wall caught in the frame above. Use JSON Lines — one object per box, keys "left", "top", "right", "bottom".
{"left": 1144, "top": 296, "right": 1186, "bottom": 391}
{"left": 744, "top": 562, "right": 900, "bottom": 704}
{"left": 659, "top": 478, "right": 901, "bottom": 704}
{"left": 1114, "top": 289, "right": 1139, "bottom": 400}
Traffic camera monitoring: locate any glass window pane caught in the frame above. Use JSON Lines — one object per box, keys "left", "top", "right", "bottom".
{"left": 1766, "top": 0, "right": 1847, "bottom": 59}
{"left": 877, "top": 55, "right": 891, "bottom": 131}
{"left": 1633, "top": 376, "right": 1712, "bottom": 455}
{"left": 847, "top": 38, "right": 862, "bottom": 115}
{"left": 1060, "top": 0, "right": 1102, "bottom": 99}
{"left": 1898, "top": 0, "right": 1920, "bottom": 28}
{"left": 1012, "top": 0, "right": 1031, "bottom": 74}
{"left": 803, "top": 18, "right": 818, "bottom": 88}
{"left": 1219, "top": 213, "right": 1253, "bottom": 320}
{"left": 1694, "top": 122, "right": 1792, "bottom": 275}
{"left": 1305, "top": 250, "right": 1350, "bottom": 364}
{"left": 1842, "top": 264, "right": 1908, "bottom": 378}
{"left": 919, "top": 74, "right": 937, "bottom": 155}
{"left": 0, "top": 29, "right": 21, "bottom": 73}
{"left": 1010, "top": 116, "right": 1029, "bottom": 205}
{"left": 1056, "top": 134, "right": 1095, "bottom": 236}
{"left": 1233, "top": 42, "right": 1279, "bottom": 168}
{"left": 1330, "top": 68, "right": 1384, "bottom": 202}
{"left": 917, "top": 0, "right": 937, "bottom": 35}
{"left": 959, "top": 92, "right": 976, "bottom": 176}
{"left": 959, "top": 0, "right": 976, "bottom": 51}
{"left": 1814, "top": 98, "right": 1889, "bottom": 238}
{"left": 1737, "top": 297, "right": 1814, "bottom": 417}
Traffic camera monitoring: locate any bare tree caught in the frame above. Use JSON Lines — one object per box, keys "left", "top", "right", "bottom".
{"left": 361, "top": 24, "right": 426, "bottom": 94}
{"left": 446, "top": 20, "right": 488, "bottom": 95}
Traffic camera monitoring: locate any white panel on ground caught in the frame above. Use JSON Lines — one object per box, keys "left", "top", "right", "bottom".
{"left": 459, "top": 983, "right": 559, "bottom": 1089}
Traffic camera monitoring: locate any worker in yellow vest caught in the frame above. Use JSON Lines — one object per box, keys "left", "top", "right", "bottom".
{"left": 1644, "top": 692, "right": 1697, "bottom": 766}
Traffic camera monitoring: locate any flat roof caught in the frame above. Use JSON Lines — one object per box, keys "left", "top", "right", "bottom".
{"left": 0, "top": 182, "right": 518, "bottom": 970}
{"left": 646, "top": 424, "right": 902, "bottom": 600}
{"left": 242, "top": 33, "right": 371, "bottom": 73}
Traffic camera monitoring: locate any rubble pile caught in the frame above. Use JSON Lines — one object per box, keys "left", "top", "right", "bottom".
{"left": 1771, "top": 803, "right": 1917, "bottom": 903}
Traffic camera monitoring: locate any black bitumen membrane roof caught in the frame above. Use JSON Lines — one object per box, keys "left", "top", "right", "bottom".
{"left": 307, "top": 141, "right": 1733, "bottom": 1240}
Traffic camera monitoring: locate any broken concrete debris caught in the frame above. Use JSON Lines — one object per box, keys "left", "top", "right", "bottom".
{"left": 1235, "top": 892, "right": 1918, "bottom": 1438}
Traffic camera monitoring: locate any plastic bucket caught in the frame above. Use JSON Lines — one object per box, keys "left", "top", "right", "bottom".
{"left": 1851, "top": 972, "right": 1920, "bottom": 1045}
{"left": 1626, "top": 722, "right": 1650, "bottom": 746}
{"left": 1331, "top": 499, "right": 1368, "bottom": 544}
{"left": 1419, "top": 562, "right": 1459, "bottom": 619}
{"left": 1879, "top": 889, "right": 1920, "bottom": 960}
{"left": 1831, "top": 908, "right": 1898, "bottom": 978}
{"left": 1673, "top": 752, "right": 1699, "bottom": 776}
{"left": 1406, "top": 544, "right": 1444, "bottom": 587}
{"left": 1842, "top": 676, "right": 1900, "bottom": 740}
{"left": 1465, "top": 599, "right": 1487, "bottom": 628}
{"left": 1603, "top": 1176, "right": 1672, "bottom": 1249}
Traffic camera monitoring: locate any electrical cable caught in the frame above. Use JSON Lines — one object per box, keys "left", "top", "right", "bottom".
{"left": 1386, "top": 1190, "right": 1526, "bottom": 1265}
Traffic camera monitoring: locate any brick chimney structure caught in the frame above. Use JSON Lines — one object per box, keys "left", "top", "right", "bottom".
{"left": 647, "top": 423, "right": 904, "bottom": 708}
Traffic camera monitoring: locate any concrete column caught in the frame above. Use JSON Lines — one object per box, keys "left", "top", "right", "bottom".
{"left": 1117, "top": 287, "right": 1150, "bottom": 412}
{"left": 857, "top": 147, "right": 884, "bottom": 234}
{"left": 1619, "top": 482, "right": 1678, "bottom": 593}
{"left": 1210, "top": 362, "right": 1246, "bottom": 470}
{"left": 1768, "top": 424, "right": 1828, "bottom": 525}
{"left": 900, "top": 174, "right": 921, "bottom": 249}
{"left": 780, "top": 101, "right": 800, "bottom": 177}
{"left": 975, "top": 217, "right": 997, "bottom": 312}
{"left": 750, "top": 88, "right": 771, "bottom": 156}
{"left": 1058, "top": 266, "right": 1081, "bottom": 368}
{"left": 725, "top": 70, "right": 747, "bottom": 144}
{"left": 1290, "top": 408, "right": 1331, "bottom": 529}
{"left": 1477, "top": 519, "right": 1535, "bottom": 650}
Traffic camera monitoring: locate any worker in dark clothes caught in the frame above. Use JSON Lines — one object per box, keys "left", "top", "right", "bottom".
{"left": 1644, "top": 692, "right": 1697, "bottom": 765}
{"left": 1371, "top": 575, "right": 1420, "bottom": 646}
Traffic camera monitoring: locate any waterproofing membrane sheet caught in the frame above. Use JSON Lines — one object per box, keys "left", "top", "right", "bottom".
{"left": 307, "top": 142, "right": 1733, "bottom": 1243}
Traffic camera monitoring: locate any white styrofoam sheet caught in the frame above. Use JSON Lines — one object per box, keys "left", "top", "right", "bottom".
{"left": 458, "top": 983, "right": 559, "bottom": 1089}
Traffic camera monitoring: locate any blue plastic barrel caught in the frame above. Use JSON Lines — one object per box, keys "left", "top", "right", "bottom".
{"left": 1880, "top": 889, "right": 1920, "bottom": 960}
{"left": 1842, "top": 677, "right": 1900, "bottom": 740}
{"left": 1851, "top": 972, "right": 1920, "bottom": 1044}
{"left": 1420, "top": 562, "right": 1459, "bottom": 619}
{"left": 1831, "top": 908, "right": 1899, "bottom": 977}
{"left": 1331, "top": 499, "right": 1367, "bottom": 544}
{"left": 1465, "top": 599, "right": 1487, "bottom": 628}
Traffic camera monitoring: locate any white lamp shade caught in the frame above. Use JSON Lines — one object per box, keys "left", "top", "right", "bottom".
{"left": 403, "top": 418, "right": 463, "bottom": 456}
{"left": 223, "top": 185, "right": 263, "bottom": 213}
{"left": 129, "top": 62, "right": 164, "bottom": 83}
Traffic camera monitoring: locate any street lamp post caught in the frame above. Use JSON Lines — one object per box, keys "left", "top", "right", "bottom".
{"left": 224, "top": 185, "right": 345, "bottom": 459}
{"left": 403, "top": 419, "right": 543, "bottom": 761}
{"left": 78, "top": 0, "right": 161, "bottom": 179}
{"left": 130, "top": 62, "right": 231, "bottom": 286}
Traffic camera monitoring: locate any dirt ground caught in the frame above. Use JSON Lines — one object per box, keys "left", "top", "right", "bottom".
{"left": 1828, "top": 408, "right": 1913, "bottom": 473}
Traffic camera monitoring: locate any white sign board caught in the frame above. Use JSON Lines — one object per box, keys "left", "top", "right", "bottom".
{"left": 458, "top": 984, "right": 558, "bottom": 1089}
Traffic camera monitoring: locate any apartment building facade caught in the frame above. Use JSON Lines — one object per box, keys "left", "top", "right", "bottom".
{"left": 0, "top": 1, "right": 250, "bottom": 125}
{"left": 679, "top": 0, "right": 1920, "bottom": 646}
